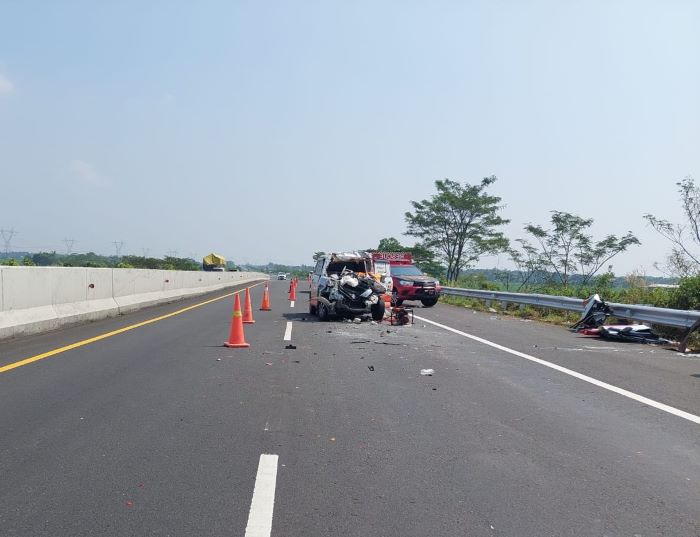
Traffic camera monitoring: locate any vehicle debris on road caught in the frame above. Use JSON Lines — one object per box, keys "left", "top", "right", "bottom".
{"left": 571, "top": 294, "right": 672, "bottom": 345}
{"left": 420, "top": 369, "right": 434, "bottom": 376}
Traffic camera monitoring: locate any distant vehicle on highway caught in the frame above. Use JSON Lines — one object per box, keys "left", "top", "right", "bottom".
{"left": 202, "top": 252, "right": 226, "bottom": 272}
{"left": 277, "top": 272, "right": 287, "bottom": 280}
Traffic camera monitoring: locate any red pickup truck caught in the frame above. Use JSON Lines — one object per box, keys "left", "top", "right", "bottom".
{"left": 371, "top": 252, "right": 442, "bottom": 307}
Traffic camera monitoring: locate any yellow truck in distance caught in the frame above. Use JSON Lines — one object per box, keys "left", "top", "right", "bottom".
{"left": 202, "top": 253, "right": 226, "bottom": 272}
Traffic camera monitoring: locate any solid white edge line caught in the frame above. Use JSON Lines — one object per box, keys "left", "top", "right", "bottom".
{"left": 290, "top": 300, "right": 295, "bottom": 308}
{"left": 244, "top": 454, "right": 279, "bottom": 537}
{"left": 283, "top": 321, "right": 293, "bottom": 341}
{"left": 414, "top": 314, "right": 700, "bottom": 425}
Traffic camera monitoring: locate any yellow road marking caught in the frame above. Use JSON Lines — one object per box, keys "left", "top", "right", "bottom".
{"left": 0, "top": 286, "right": 260, "bottom": 374}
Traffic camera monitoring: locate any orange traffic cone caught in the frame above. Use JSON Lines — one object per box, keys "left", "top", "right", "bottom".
{"left": 260, "top": 282, "right": 272, "bottom": 311}
{"left": 224, "top": 294, "right": 250, "bottom": 348}
{"left": 242, "top": 287, "right": 256, "bottom": 324}
{"left": 289, "top": 282, "right": 297, "bottom": 301}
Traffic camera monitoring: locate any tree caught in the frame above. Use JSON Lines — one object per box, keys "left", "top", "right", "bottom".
{"left": 508, "top": 238, "right": 546, "bottom": 291}
{"left": 520, "top": 211, "right": 640, "bottom": 287}
{"left": 405, "top": 177, "right": 509, "bottom": 283}
{"left": 374, "top": 237, "right": 445, "bottom": 278}
{"left": 376, "top": 237, "right": 403, "bottom": 251}
{"left": 644, "top": 176, "right": 700, "bottom": 277}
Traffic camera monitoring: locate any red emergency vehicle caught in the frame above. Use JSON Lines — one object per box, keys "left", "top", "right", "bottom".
{"left": 371, "top": 252, "right": 442, "bottom": 307}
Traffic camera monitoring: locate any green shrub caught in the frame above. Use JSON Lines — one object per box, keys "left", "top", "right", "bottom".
{"left": 670, "top": 275, "right": 700, "bottom": 311}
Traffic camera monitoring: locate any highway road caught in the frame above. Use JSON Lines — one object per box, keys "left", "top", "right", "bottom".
{"left": 1, "top": 280, "right": 699, "bottom": 536}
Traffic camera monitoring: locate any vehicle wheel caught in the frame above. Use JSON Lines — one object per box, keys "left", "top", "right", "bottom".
{"left": 370, "top": 300, "right": 386, "bottom": 321}
{"left": 421, "top": 297, "right": 438, "bottom": 307}
{"left": 392, "top": 290, "right": 403, "bottom": 307}
{"left": 309, "top": 301, "right": 317, "bottom": 315}
{"left": 317, "top": 302, "right": 329, "bottom": 321}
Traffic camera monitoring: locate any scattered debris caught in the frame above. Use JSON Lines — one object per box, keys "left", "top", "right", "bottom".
{"left": 570, "top": 294, "right": 612, "bottom": 331}
{"left": 353, "top": 317, "right": 362, "bottom": 324}
{"left": 216, "top": 358, "right": 222, "bottom": 361}
{"left": 579, "top": 328, "right": 600, "bottom": 335}
{"left": 488, "top": 307, "right": 497, "bottom": 313}
{"left": 390, "top": 307, "right": 412, "bottom": 325}
{"left": 370, "top": 321, "right": 378, "bottom": 325}
{"left": 599, "top": 325, "right": 671, "bottom": 344}
{"left": 368, "top": 365, "right": 375, "bottom": 371}
{"left": 350, "top": 339, "right": 371, "bottom": 344}
{"left": 285, "top": 344, "right": 297, "bottom": 349}
{"left": 374, "top": 341, "right": 402, "bottom": 346}
{"left": 420, "top": 368, "right": 434, "bottom": 376}
{"left": 293, "top": 360, "right": 300, "bottom": 363}
{"left": 265, "top": 362, "right": 273, "bottom": 366}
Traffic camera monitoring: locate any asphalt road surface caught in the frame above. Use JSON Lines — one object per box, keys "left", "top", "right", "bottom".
{"left": 1, "top": 280, "right": 698, "bottom": 536}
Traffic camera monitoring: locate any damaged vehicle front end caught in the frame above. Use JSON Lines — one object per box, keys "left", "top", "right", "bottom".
{"left": 310, "top": 252, "right": 387, "bottom": 321}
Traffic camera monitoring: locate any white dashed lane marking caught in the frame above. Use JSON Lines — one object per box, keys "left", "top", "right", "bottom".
{"left": 244, "top": 454, "right": 279, "bottom": 537}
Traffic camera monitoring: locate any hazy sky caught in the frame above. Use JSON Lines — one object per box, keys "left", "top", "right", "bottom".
{"left": 1, "top": 1, "right": 698, "bottom": 275}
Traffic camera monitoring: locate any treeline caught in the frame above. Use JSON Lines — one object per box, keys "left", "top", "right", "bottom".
{"left": 452, "top": 270, "right": 700, "bottom": 315}
{"left": 0, "top": 251, "right": 201, "bottom": 271}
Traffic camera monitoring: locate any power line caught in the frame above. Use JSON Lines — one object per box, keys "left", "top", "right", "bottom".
{"left": 63, "top": 238, "right": 76, "bottom": 255}
{"left": 1, "top": 228, "right": 17, "bottom": 254}
{"left": 113, "top": 241, "right": 125, "bottom": 258}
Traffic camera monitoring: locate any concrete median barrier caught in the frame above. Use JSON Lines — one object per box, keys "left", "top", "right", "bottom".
{"left": 0, "top": 266, "right": 267, "bottom": 340}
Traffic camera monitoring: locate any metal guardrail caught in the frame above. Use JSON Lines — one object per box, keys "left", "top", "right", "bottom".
{"left": 441, "top": 287, "right": 700, "bottom": 352}
{"left": 442, "top": 288, "right": 585, "bottom": 313}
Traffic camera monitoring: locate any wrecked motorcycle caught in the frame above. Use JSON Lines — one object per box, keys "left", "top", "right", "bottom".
{"left": 315, "top": 269, "right": 387, "bottom": 321}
